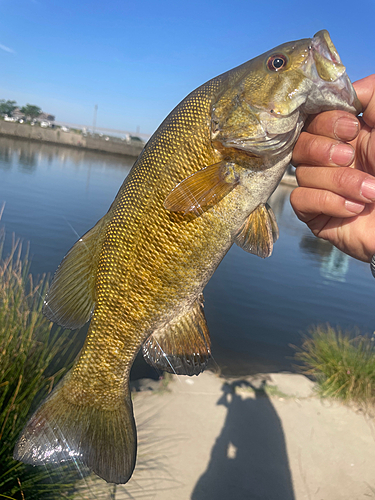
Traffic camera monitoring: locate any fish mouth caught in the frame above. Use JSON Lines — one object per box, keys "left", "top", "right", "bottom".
{"left": 311, "top": 30, "right": 345, "bottom": 79}
{"left": 307, "top": 30, "right": 362, "bottom": 114}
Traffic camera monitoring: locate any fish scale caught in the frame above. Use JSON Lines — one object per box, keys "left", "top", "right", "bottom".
{"left": 65, "top": 81, "right": 228, "bottom": 412}
{"left": 14, "top": 30, "right": 361, "bottom": 484}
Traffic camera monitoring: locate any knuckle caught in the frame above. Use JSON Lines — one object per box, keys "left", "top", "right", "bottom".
{"left": 305, "top": 135, "right": 319, "bottom": 159}
{"left": 289, "top": 188, "right": 301, "bottom": 211}
{"left": 306, "top": 136, "right": 330, "bottom": 165}
{"left": 307, "top": 110, "right": 338, "bottom": 136}
{"left": 316, "top": 188, "right": 330, "bottom": 209}
{"left": 306, "top": 214, "right": 328, "bottom": 238}
{"left": 294, "top": 167, "right": 303, "bottom": 185}
{"left": 290, "top": 188, "right": 310, "bottom": 221}
{"left": 308, "top": 221, "right": 323, "bottom": 237}
{"left": 289, "top": 188, "right": 298, "bottom": 207}
{"left": 331, "top": 167, "right": 362, "bottom": 194}
{"left": 292, "top": 132, "right": 308, "bottom": 165}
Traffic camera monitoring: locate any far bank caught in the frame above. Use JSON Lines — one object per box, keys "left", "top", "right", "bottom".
{"left": 0, "top": 120, "right": 144, "bottom": 157}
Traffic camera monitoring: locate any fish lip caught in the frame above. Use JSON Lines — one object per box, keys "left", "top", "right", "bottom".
{"left": 304, "top": 30, "right": 362, "bottom": 114}
{"left": 309, "top": 30, "right": 345, "bottom": 82}
{"left": 312, "top": 30, "right": 342, "bottom": 65}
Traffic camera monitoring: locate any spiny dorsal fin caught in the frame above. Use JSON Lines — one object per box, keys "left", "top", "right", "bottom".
{"left": 43, "top": 214, "right": 110, "bottom": 329}
{"left": 142, "top": 295, "right": 211, "bottom": 376}
{"left": 235, "top": 203, "right": 279, "bottom": 258}
{"left": 164, "top": 161, "right": 239, "bottom": 216}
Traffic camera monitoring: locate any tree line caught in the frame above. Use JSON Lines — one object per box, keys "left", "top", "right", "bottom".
{"left": 0, "top": 99, "right": 42, "bottom": 119}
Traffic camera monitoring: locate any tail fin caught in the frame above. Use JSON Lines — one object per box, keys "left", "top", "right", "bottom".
{"left": 13, "top": 379, "right": 137, "bottom": 484}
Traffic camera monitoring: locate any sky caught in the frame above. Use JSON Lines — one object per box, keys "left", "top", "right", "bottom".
{"left": 0, "top": 0, "right": 373, "bottom": 136}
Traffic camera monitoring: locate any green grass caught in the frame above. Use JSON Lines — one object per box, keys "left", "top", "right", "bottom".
{"left": 0, "top": 210, "right": 87, "bottom": 499}
{"left": 295, "top": 324, "right": 375, "bottom": 407}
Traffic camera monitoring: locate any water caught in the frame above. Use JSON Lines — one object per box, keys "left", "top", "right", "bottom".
{"left": 0, "top": 136, "right": 374, "bottom": 375}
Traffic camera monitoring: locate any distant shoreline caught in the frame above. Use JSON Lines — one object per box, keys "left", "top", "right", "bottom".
{"left": 0, "top": 121, "right": 299, "bottom": 186}
{"left": 0, "top": 120, "right": 144, "bottom": 158}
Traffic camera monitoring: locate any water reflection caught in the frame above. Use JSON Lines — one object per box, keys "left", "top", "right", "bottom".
{"left": 0, "top": 136, "right": 135, "bottom": 276}
{"left": 192, "top": 380, "right": 295, "bottom": 500}
{"left": 0, "top": 136, "right": 136, "bottom": 172}
{"left": 320, "top": 246, "right": 350, "bottom": 283}
{"left": 18, "top": 144, "right": 37, "bottom": 172}
{"left": 0, "top": 143, "right": 13, "bottom": 167}
{"left": 270, "top": 185, "right": 350, "bottom": 283}
{"left": 299, "top": 233, "right": 333, "bottom": 260}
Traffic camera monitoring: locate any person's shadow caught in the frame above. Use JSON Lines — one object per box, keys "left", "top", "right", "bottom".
{"left": 191, "top": 380, "right": 295, "bottom": 500}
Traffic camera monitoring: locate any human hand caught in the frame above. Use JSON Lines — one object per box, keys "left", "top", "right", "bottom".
{"left": 290, "top": 74, "right": 375, "bottom": 262}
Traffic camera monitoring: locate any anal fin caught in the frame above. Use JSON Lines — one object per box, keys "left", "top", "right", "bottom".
{"left": 142, "top": 295, "right": 211, "bottom": 376}
{"left": 43, "top": 213, "right": 110, "bottom": 329}
{"left": 235, "top": 203, "right": 279, "bottom": 258}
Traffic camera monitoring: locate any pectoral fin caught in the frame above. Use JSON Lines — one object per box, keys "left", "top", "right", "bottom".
{"left": 43, "top": 213, "right": 110, "bottom": 329}
{"left": 235, "top": 203, "right": 279, "bottom": 258}
{"left": 164, "top": 161, "right": 239, "bottom": 216}
{"left": 142, "top": 295, "right": 211, "bottom": 376}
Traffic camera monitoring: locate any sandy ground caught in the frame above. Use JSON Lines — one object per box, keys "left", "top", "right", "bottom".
{"left": 80, "top": 371, "right": 375, "bottom": 500}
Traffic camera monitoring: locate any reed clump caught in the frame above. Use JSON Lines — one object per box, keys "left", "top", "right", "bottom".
{"left": 0, "top": 214, "right": 83, "bottom": 499}
{"left": 295, "top": 324, "right": 375, "bottom": 408}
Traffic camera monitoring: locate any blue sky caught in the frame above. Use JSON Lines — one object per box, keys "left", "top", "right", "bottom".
{"left": 0, "top": 0, "right": 373, "bottom": 136}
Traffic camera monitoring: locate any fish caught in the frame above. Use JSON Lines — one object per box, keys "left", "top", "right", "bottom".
{"left": 13, "top": 30, "right": 361, "bottom": 484}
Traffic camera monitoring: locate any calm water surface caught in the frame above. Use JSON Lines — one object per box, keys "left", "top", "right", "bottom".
{"left": 0, "top": 136, "right": 373, "bottom": 375}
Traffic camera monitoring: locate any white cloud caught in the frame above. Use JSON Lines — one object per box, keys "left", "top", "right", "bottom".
{"left": 0, "top": 44, "right": 15, "bottom": 54}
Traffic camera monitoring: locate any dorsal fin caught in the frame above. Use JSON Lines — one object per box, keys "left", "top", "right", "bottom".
{"left": 43, "top": 214, "right": 110, "bottom": 329}
{"left": 142, "top": 295, "right": 211, "bottom": 376}
{"left": 164, "top": 161, "right": 240, "bottom": 216}
{"left": 235, "top": 203, "right": 279, "bottom": 258}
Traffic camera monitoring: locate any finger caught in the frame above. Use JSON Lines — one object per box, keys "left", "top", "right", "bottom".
{"left": 292, "top": 132, "right": 355, "bottom": 167}
{"left": 290, "top": 187, "right": 365, "bottom": 224}
{"left": 303, "top": 110, "right": 360, "bottom": 141}
{"left": 297, "top": 212, "right": 332, "bottom": 239}
{"left": 295, "top": 166, "right": 375, "bottom": 203}
{"left": 354, "top": 75, "right": 375, "bottom": 127}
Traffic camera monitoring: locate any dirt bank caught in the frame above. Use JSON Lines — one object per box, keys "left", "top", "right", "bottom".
{"left": 78, "top": 370, "right": 375, "bottom": 499}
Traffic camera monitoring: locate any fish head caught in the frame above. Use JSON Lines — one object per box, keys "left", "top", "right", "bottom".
{"left": 212, "top": 30, "right": 361, "bottom": 158}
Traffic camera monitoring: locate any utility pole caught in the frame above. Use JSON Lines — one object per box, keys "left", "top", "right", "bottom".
{"left": 93, "top": 104, "right": 98, "bottom": 136}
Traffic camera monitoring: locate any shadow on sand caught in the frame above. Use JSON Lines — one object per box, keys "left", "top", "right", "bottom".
{"left": 191, "top": 379, "right": 295, "bottom": 500}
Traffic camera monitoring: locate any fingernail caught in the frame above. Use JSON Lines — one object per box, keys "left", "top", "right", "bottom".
{"left": 361, "top": 178, "right": 375, "bottom": 201}
{"left": 334, "top": 116, "right": 359, "bottom": 141}
{"left": 345, "top": 200, "right": 365, "bottom": 214}
{"left": 330, "top": 143, "right": 355, "bottom": 166}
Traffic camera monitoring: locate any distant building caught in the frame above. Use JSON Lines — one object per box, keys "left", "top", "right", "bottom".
{"left": 12, "top": 108, "right": 24, "bottom": 120}
{"left": 11, "top": 107, "right": 55, "bottom": 123}
{"left": 38, "top": 112, "right": 55, "bottom": 122}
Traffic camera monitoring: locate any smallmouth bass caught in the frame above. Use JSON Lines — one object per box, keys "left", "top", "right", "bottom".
{"left": 14, "top": 30, "right": 361, "bottom": 483}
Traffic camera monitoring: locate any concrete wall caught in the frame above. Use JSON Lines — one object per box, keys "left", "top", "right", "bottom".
{"left": 0, "top": 120, "right": 144, "bottom": 158}
{"left": 84, "top": 136, "right": 143, "bottom": 157}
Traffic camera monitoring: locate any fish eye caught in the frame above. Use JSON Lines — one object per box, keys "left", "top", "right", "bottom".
{"left": 267, "top": 54, "right": 288, "bottom": 71}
